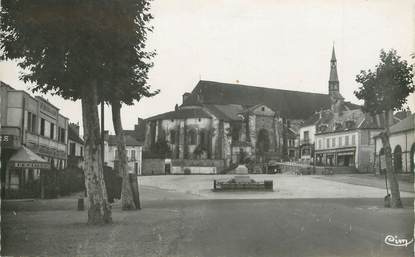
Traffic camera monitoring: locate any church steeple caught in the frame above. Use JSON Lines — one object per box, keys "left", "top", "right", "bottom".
{"left": 328, "top": 45, "right": 340, "bottom": 97}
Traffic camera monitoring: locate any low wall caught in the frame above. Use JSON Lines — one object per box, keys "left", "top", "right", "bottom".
{"left": 142, "top": 159, "right": 165, "bottom": 175}
{"left": 171, "top": 159, "right": 225, "bottom": 174}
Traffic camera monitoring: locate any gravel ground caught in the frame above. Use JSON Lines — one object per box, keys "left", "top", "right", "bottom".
{"left": 2, "top": 196, "right": 413, "bottom": 257}
{"left": 138, "top": 174, "right": 415, "bottom": 200}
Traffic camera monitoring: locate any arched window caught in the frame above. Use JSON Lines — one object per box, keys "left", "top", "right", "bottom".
{"left": 256, "top": 129, "right": 270, "bottom": 153}
{"left": 170, "top": 130, "right": 176, "bottom": 144}
{"left": 188, "top": 130, "right": 197, "bottom": 145}
{"left": 199, "top": 130, "right": 206, "bottom": 148}
{"left": 394, "top": 145, "right": 403, "bottom": 172}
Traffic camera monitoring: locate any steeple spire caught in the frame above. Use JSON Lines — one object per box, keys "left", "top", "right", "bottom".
{"left": 329, "top": 45, "right": 339, "bottom": 82}
{"left": 328, "top": 44, "right": 341, "bottom": 99}
{"left": 331, "top": 45, "right": 337, "bottom": 62}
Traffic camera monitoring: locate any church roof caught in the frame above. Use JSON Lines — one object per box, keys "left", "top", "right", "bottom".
{"left": 146, "top": 107, "right": 212, "bottom": 121}
{"left": 182, "top": 80, "right": 331, "bottom": 120}
{"left": 204, "top": 104, "right": 244, "bottom": 121}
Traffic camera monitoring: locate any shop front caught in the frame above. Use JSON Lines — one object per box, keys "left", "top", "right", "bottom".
{"left": 314, "top": 147, "right": 356, "bottom": 167}
{"left": 4, "top": 146, "right": 51, "bottom": 199}
{"left": 337, "top": 150, "right": 356, "bottom": 167}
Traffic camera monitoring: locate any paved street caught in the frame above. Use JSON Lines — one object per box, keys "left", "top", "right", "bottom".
{"left": 2, "top": 175, "right": 414, "bottom": 257}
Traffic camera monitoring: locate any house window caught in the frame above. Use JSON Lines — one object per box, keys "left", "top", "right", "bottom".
{"left": 318, "top": 139, "right": 322, "bottom": 149}
{"left": 345, "top": 135, "right": 349, "bottom": 146}
{"left": 58, "top": 127, "right": 66, "bottom": 143}
{"left": 50, "top": 123, "right": 55, "bottom": 139}
{"left": 80, "top": 146, "right": 83, "bottom": 157}
{"left": 352, "top": 135, "right": 356, "bottom": 145}
{"left": 339, "top": 137, "right": 343, "bottom": 147}
{"left": 27, "top": 112, "right": 37, "bottom": 133}
{"left": 27, "top": 111, "right": 32, "bottom": 131}
{"left": 326, "top": 138, "right": 330, "bottom": 148}
{"left": 131, "top": 150, "right": 136, "bottom": 160}
{"left": 332, "top": 138, "right": 335, "bottom": 147}
{"left": 115, "top": 149, "right": 118, "bottom": 160}
{"left": 303, "top": 131, "right": 309, "bottom": 141}
{"left": 188, "top": 130, "right": 196, "bottom": 145}
{"left": 40, "top": 118, "right": 46, "bottom": 136}
{"left": 31, "top": 113, "right": 37, "bottom": 133}
{"left": 69, "top": 142, "right": 76, "bottom": 156}
{"left": 261, "top": 107, "right": 265, "bottom": 111}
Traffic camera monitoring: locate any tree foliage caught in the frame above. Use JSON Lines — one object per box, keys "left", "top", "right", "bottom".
{"left": 1, "top": 0, "right": 158, "bottom": 102}
{"left": 354, "top": 49, "right": 414, "bottom": 114}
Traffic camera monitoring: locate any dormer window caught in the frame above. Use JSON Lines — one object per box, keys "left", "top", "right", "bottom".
{"left": 318, "top": 124, "right": 328, "bottom": 132}
{"left": 334, "top": 122, "right": 342, "bottom": 131}
{"left": 345, "top": 120, "right": 355, "bottom": 129}
{"left": 261, "top": 107, "right": 265, "bottom": 111}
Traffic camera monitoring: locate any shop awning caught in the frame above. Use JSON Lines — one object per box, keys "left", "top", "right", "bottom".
{"left": 8, "top": 146, "right": 51, "bottom": 169}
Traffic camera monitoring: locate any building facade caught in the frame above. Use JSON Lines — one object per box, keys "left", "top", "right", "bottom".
{"left": 104, "top": 132, "right": 143, "bottom": 175}
{"left": 67, "top": 123, "right": 84, "bottom": 168}
{"left": 374, "top": 113, "right": 414, "bottom": 173}
{"left": 1, "top": 82, "right": 68, "bottom": 193}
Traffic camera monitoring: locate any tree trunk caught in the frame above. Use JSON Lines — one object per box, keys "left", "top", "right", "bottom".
{"left": 379, "top": 111, "right": 402, "bottom": 208}
{"left": 111, "top": 101, "right": 136, "bottom": 210}
{"left": 82, "top": 82, "right": 112, "bottom": 224}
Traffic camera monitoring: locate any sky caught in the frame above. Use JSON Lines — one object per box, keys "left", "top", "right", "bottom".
{"left": 0, "top": 0, "right": 414, "bottom": 135}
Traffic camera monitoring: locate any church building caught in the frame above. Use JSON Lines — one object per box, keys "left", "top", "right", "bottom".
{"left": 143, "top": 47, "right": 352, "bottom": 173}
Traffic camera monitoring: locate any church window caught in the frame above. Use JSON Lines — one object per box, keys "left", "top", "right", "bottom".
{"left": 170, "top": 130, "right": 176, "bottom": 144}
{"left": 188, "top": 130, "right": 197, "bottom": 145}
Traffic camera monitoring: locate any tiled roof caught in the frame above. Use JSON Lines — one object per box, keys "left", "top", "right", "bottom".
{"left": 315, "top": 109, "right": 383, "bottom": 134}
{"left": 107, "top": 135, "right": 143, "bottom": 147}
{"left": 68, "top": 125, "right": 84, "bottom": 144}
{"left": 389, "top": 113, "right": 414, "bottom": 134}
{"left": 146, "top": 107, "right": 212, "bottom": 121}
{"left": 301, "top": 110, "right": 333, "bottom": 127}
{"left": 182, "top": 80, "right": 331, "bottom": 120}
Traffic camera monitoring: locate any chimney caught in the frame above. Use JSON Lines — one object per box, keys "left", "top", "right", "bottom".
{"left": 137, "top": 117, "right": 144, "bottom": 125}
{"left": 69, "top": 123, "right": 80, "bottom": 135}
{"left": 182, "top": 92, "right": 191, "bottom": 104}
{"left": 175, "top": 104, "right": 179, "bottom": 111}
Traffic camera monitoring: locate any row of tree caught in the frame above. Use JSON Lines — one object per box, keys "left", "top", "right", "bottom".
{"left": 1, "top": 0, "right": 158, "bottom": 224}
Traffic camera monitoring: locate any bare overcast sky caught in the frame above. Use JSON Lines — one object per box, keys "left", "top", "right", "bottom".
{"left": 0, "top": 0, "right": 414, "bottom": 134}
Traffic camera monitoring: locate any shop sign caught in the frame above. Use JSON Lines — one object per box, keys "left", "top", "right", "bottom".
{"left": 12, "top": 162, "right": 51, "bottom": 169}
{"left": 337, "top": 151, "right": 355, "bottom": 156}
{"left": 39, "top": 101, "right": 58, "bottom": 117}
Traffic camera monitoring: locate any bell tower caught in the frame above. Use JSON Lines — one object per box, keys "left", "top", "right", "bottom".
{"left": 328, "top": 46, "right": 340, "bottom": 97}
